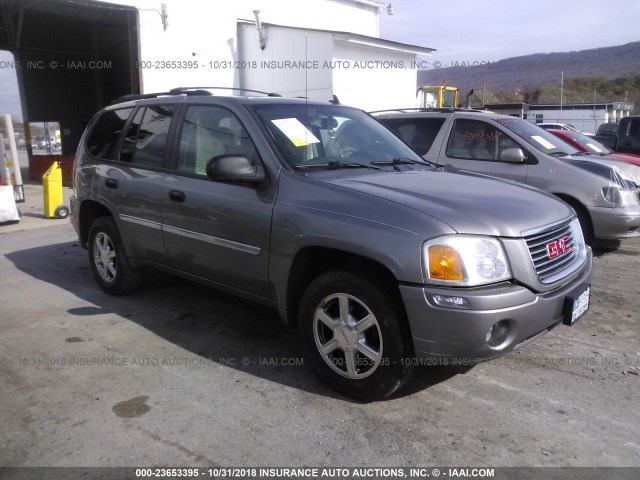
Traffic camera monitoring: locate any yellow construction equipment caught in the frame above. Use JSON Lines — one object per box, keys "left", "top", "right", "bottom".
{"left": 417, "top": 85, "right": 460, "bottom": 108}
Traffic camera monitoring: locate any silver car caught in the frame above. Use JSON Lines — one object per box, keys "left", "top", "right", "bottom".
{"left": 376, "top": 110, "right": 640, "bottom": 242}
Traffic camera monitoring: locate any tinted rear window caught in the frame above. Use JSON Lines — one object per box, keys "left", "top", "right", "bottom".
{"left": 381, "top": 117, "right": 445, "bottom": 155}
{"left": 133, "top": 105, "right": 176, "bottom": 168}
{"left": 86, "top": 108, "right": 133, "bottom": 159}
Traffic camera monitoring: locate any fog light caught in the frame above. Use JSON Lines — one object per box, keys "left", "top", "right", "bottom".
{"left": 433, "top": 294, "right": 470, "bottom": 309}
{"left": 486, "top": 320, "right": 510, "bottom": 348}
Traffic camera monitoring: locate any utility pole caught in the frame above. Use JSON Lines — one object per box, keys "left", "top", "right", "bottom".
{"left": 560, "top": 71, "right": 564, "bottom": 122}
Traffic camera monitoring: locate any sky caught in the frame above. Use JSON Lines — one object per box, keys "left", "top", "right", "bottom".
{"left": 379, "top": 0, "right": 640, "bottom": 66}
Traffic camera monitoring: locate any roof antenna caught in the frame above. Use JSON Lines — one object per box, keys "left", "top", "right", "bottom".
{"left": 330, "top": 95, "right": 340, "bottom": 105}
{"left": 253, "top": 10, "right": 266, "bottom": 50}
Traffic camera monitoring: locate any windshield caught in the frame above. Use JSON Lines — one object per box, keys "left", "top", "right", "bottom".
{"left": 563, "top": 131, "right": 612, "bottom": 155}
{"left": 251, "top": 104, "right": 425, "bottom": 168}
{"left": 496, "top": 118, "right": 580, "bottom": 156}
{"left": 442, "top": 89, "right": 457, "bottom": 108}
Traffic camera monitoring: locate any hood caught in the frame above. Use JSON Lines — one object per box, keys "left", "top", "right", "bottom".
{"left": 605, "top": 153, "right": 640, "bottom": 168}
{"left": 568, "top": 154, "right": 640, "bottom": 186}
{"left": 318, "top": 169, "right": 574, "bottom": 238}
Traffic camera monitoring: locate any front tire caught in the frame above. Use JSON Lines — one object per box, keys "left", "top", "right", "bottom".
{"left": 299, "top": 270, "right": 413, "bottom": 400}
{"left": 563, "top": 198, "right": 594, "bottom": 245}
{"left": 88, "top": 216, "right": 142, "bottom": 295}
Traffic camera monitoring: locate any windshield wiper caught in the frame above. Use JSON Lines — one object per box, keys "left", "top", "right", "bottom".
{"left": 327, "top": 159, "right": 383, "bottom": 170}
{"left": 372, "top": 157, "right": 441, "bottom": 168}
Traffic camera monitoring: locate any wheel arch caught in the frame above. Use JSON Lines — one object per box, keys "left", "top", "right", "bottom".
{"left": 553, "top": 193, "right": 594, "bottom": 242}
{"left": 78, "top": 200, "right": 114, "bottom": 248}
{"left": 284, "top": 246, "right": 404, "bottom": 327}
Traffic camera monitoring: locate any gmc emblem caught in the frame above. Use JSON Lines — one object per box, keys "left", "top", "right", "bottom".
{"left": 547, "top": 236, "right": 571, "bottom": 259}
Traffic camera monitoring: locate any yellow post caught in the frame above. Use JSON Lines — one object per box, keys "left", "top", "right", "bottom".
{"left": 42, "top": 161, "right": 66, "bottom": 219}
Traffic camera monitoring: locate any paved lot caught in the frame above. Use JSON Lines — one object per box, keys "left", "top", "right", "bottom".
{"left": 0, "top": 193, "right": 639, "bottom": 468}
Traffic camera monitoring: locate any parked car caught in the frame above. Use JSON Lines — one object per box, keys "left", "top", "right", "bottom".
{"left": 71, "top": 89, "right": 593, "bottom": 399}
{"left": 617, "top": 115, "right": 640, "bottom": 155}
{"left": 31, "top": 135, "right": 47, "bottom": 150}
{"left": 596, "top": 122, "right": 618, "bottom": 137}
{"left": 548, "top": 128, "right": 640, "bottom": 168}
{"left": 375, "top": 109, "right": 640, "bottom": 243}
{"left": 537, "top": 122, "right": 595, "bottom": 137}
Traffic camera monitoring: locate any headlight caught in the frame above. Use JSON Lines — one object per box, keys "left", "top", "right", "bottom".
{"left": 423, "top": 235, "right": 511, "bottom": 286}
{"left": 602, "top": 187, "right": 622, "bottom": 206}
{"left": 602, "top": 186, "right": 639, "bottom": 207}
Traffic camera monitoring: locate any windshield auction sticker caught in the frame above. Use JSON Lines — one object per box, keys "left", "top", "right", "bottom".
{"left": 272, "top": 118, "right": 320, "bottom": 147}
{"left": 530, "top": 135, "right": 556, "bottom": 150}
{"left": 586, "top": 143, "right": 603, "bottom": 153}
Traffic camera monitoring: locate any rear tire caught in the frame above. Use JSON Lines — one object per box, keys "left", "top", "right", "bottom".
{"left": 88, "top": 216, "right": 142, "bottom": 295}
{"left": 299, "top": 270, "right": 414, "bottom": 400}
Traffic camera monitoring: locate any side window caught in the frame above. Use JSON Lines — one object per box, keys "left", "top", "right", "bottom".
{"left": 627, "top": 119, "right": 640, "bottom": 139}
{"left": 395, "top": 124, "right": 415, "bottom": 144}
{"left": 446, "top": 119, "right": 519, "bottom": 161}
{"left": 177, "top": 105, "right": 257, "bottom": 176}
{"left": 86, "top": 108, "right": 133, "bottom": 160}
{"left": 383, "top": 118, "right": 445, "bottom": 155}
{"left": 131, "top": 105, "right": 176, "bottom": 168}
{"left": 119, "top": 108, "right": 144, "bottom": 163}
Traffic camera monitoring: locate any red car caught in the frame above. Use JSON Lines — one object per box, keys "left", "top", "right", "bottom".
{"left": 549, "top": 129, "right": 640, "bottom": 168}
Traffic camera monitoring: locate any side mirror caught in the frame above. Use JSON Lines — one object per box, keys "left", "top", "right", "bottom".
{"left": 206, "top": 155, "right": 265, "bottom": 184}
{"left": 500, "top": 148, "right": 526, "bottom": 163}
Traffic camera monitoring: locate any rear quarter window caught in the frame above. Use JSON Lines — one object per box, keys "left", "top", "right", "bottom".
{"left": 86, "top": 108, "right": 134, "bottom": 160}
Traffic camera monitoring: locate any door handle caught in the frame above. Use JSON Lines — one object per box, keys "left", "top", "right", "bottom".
{"left": 105, "top": 178, "right": 119, "bottom": 189}
{"left": 169, "top": 190, "right": 186, "bottom": 203}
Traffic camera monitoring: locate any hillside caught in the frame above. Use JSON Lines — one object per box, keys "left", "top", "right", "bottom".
{"left": 418, "top": 42, "right": 640, "bottom": 102}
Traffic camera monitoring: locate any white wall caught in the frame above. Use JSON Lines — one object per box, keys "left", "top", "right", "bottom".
{"left": 332, "top": 41, "right": 417, "bottom": 111}
{"left": 107, "top": 0, "right": 380, "bottom": 93}
{"left": 528, "top": 108, "right": 608, "bottom": 134}
{"left": 238, "top": 24, "right": 334, "bottom": 99}
{"left": 238, "top": 24, "right": 420, "bottom": 111}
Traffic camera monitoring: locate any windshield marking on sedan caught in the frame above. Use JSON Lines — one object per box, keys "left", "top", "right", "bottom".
{"left": 531, "top": 135, "right": 556, "bottom": 150}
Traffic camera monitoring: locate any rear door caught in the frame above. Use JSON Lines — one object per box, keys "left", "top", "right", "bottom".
{"left": 161, "top": 103, "right": 275, "bottom": 299}
{"left": 104, "top": 103, "right": 178, "bottom": 265}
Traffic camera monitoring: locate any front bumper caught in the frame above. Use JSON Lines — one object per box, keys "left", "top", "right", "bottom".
{"left": 589, "top": 204, "right": 640, "bottom": 239}
{"left": 400, "top": 248, "right": 592, "bottom": 360}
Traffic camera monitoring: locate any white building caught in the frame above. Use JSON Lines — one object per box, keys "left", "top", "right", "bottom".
{"left": 524, "top": 102, "right": 633, "bottom": 134}
{"left": 113, "top": 0, "right": 434, "bottom": 110}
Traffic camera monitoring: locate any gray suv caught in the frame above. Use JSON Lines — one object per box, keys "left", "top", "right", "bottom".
{"left": 71, "top": 89, "right": 592, "bottom": 399}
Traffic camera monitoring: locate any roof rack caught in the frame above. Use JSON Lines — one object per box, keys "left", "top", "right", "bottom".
{"left": 169, "top": 87, "right": 282, "bottom": 97}
{"left": 370, "top": 107, "right": 493, "bottom": 115}
{"left": 109, "top": 86, "right": 282, "bottom": 106}
{"left": 369, "top": 107, "right": 457, "bottom": 114}
{"left": 109, "top": 92, "right": 174, "bottom": 105}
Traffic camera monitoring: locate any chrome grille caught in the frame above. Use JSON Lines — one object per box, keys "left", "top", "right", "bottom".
{"left": 524, "top": 222, "right": 578, "bottom": 282}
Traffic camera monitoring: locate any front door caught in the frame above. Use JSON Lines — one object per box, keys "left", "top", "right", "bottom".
{"left": 437, "top": 118, "right": 529, "bottom": 183}
{"left": 162, "top": 104, "right": 275, "bottom": 299}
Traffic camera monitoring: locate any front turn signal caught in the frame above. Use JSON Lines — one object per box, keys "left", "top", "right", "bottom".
{"left": 428, "top": 245, "right": 464, "bottom": 281}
